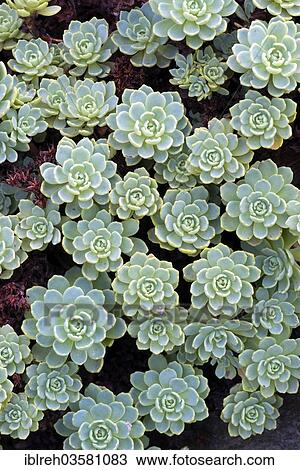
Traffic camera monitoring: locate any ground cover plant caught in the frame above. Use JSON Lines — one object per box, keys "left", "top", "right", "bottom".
{"left": 0, "top": 0, "right": 300, "bottom": 451}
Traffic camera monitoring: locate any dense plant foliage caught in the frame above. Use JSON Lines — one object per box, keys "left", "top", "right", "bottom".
{"left": 0, "top": 0, "right": 300, "bottom": 451}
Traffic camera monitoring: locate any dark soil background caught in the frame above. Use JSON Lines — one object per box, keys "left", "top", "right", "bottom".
{"left": 0, "top": 0, "right": 300, "bottom": 450}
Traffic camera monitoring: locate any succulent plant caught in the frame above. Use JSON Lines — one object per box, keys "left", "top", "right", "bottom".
{"left": 41, "top": 137, "right": 118, "bottom": 219}
{"left": 227, "top": 18, "right": 300, "bottom": 97}
{"left": 221, "top": 159, "right": 300, "bottom": 244}
{"left": 221, "top": 383, "right": 283, "bottom": 439}
{"left": 286, "top": 201, "right": 300, "bottom": 239}
{"left": 186, "top": 118, "right": 253, "bottom": 184}
{"left": 0, "top": 324, "right": 31, "bottom": 376}
{"left": 180, "top": 319, "right": 256, "bottom": 364}
{"left": 0, "top": 367, "right": 13, "bottom": 407}
{"left": 15, "top": 199, "right": 61, "bottom": 252}
{"left": 55, "top": 384, "right": 145, "bottom": 449}
{"left": 6, "top": 0, "right": 61, "bottom": 17}
{"left": 109, "top": 167, "right": 162, "bottom": 220}
{"left": 0, "top": 3, "right": 24, "bottom": 51}
{"left": 106, "top": 84, "right": 191, "bottom": 166}
{"left": 154, "top": 145, "right": 201, "bottom": 189}
{"left": 0, "top": 183, "right": 26, "bottom": 215}
{"left": 149, "top": 0, "right": 238, "bottom": 50}
{"left": 50, "top": 42, "right": 67, "bottom": 68}
{"left": 188, "top": 76, "right": 211, "bottom": 100}
{"left": 0, "top": 129, "right": 17, "bottom": 163}
{"left": 211, "top": 350, "right": 240, "bottom": 380}
{"left": 112, "top": 252, "right": 179, "bottom": 317}
{"left": 253, "top": 0, "right": 300, "bottom": 18}
{"left": 169, "top": 52, "right": 195, "bottom": 89}
{"left": 201, "top": 52, "right": 229, "bottom": 95}
{"left": 128, "top": 306, "right": 188, "bottom": 354}
{"left": 130, "top": 354, "right": 209, "bottom": 435}
{"left": 246, "top": 288, "right": 299, "bottom": 339}
{"left": 149, "top": 186, "right": 220, "bottom": 255}
{"left": 183, "top": 243, "right": 261, "bottom": 317}
{"left": 239, "top": 337, "right": 300, "bottom": 397}
{"left": 112, "top": 3, "right": 177, "bottom": 68}
{"left": 1, "top": 104, "right": 48, "bottom": 152}
{"left": 244, "top": 238, "right": 300, "bottom": 293}
{"left": 58, "top": 79, "right": 118, "bottom": 137}
{"left": 0, "top": 61, "right": 17, "bottom": 118}
{"left": 8, "top": 39, "right": 59, "bottom": 85}
{"left": 170, "top": 47, "right": 229, "bottom": 100}
{"left": 62, "top": 208, "right": 147, "bottom": 279}
{"left": 230, "top": 91, "right": 297, "bottom": 150}
{"left": 25, "top": 362, "right": 82, "bottom": 411}
{"left": 62, "top": 18, "right": 116, "bottom": 78}
{"left": 0, "top": 393, "right": 43, "bottom": 439}
{"left": 13, "top": 80, "right": 36, "bottom": 108}
{"left": 22, "top": 273, "right": 126, "bottom": 372}
{"left": 0, "top": 215, "right": 27, "bottom": 279}
{"left": 37, "top": 75, "right": 75, "bottom": 128}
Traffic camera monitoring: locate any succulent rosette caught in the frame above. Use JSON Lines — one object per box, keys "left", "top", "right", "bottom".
{"left": 0, "top": 324, "right": 31, "bottom": 376}
{"left": 25, "top": 362, "right": 82, "bottom": 411}
{"left": 62, "top": 18, "right": 116, "bottom": 78}
{"left": 180, "top": 319, "right": 256, "bottom": 364}
{"left": 13, "top": 80, "right": 36, "bottom": 109}
{"left": 37, "top": 75, "right": 75, "bottom": 128}
{"left": 239, "top": 337, "right": 300, "bottom": 397}
{"left": 112, "top": 253, "right": 179, "bottom": 317}
{"left": 0, "top": 61, "right": 17, "bottom": 118}
{"left": 230, "top": 91, "right": 297, "bottom": 150}
{"left": 106, "top": 84, "right": 191, "bottom": 166}
{"left": 62, "top": 208, "right": 147, "bottom": 279}
{"left": 186, "top": 118, "right": 254, "bottom": 184}
{"left": 221, "top": 159, "right": 300, "bottom": 244}
{"left": 244, "top": 238, "right": 300, "bottom": 293}
{"left": 6, "top": 0, "right": 61, "bottom": 17}
{"left": 0, "top": 3, "right": 24, "bottom": 51}
{"left": 286, "top": 201, "right": 300, "bottom": 239}
{"left": 41, "top": 137, "right": 118, "bottom": 219}
{"left": 58, "top": 79, "right": 118, "bottom": 137}
{"left": 183, "top": 243, "right": 261, "bottom": 317}
{"left": 1, "top": 104, "right": 48, "bottom": 152}
{"left": 55, "top": 384, "right": 145, "bottom": 449}
{"left": 227, "top": 18, "right": 300, "bottom": 97}
{"left": 247, "top": 288, "right": 299, "bottom": 339}
{"left": 0, "top": 393, "right": 43, "bottom": 439}
{"left": 0, "top": 367, "right": 13, "bottom": 408}
{"left": 221, "top": 384, "right": 283, "bottom": 440}
{"left": 0, "top": 215, "right": 27, "bottom": 279}
{"left": 22, "top": 274, "right": 126, "bottom": 372}
{"left": 253, "top": 0, "right": 300, "bottom": 18}
{"left": 0, "top": 182, "right": 25, "bottom": 215}
{"left": 15, "top": 199, "right": 61, "bottom": 252}
{"left": 149, "top": 0, "right": 238, "bottom": 50}
{"left": 154, "top": 145, "right": 201, "bottom": 189}
{"left": 8, "top": 38, "right": 59, "bottom": 84}
{"left": 130, "top": 355, "right": 209, "bottom": 435}
{"left": 109, "top": 167, "right": 162, "bottom": 220}
{"left": 149, "top": 186, "right": 220, "bottom": 255}
{"left": 128, "top": 306, "right": 188, "bottom": 354}
{"left": 112, "top": 3, "right": 177, "bottom": 68}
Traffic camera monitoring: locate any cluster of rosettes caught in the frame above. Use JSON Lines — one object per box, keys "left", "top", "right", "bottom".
{"left": 170, "top": 46, "right": 230, "bottom": 101}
